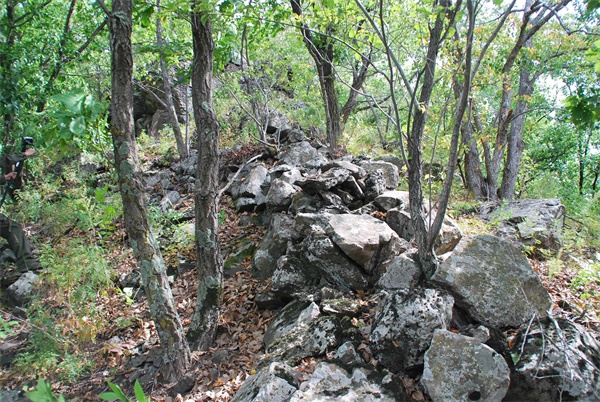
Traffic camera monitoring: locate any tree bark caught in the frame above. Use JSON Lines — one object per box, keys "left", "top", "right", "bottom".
{"left": 108, "top": 0, "right": 190, "bottom": 382}
{"left": 290, "top": 0, "right": 369, "bottom": 149}
{"left": 187, "top": 5, "right": 223, "bottom": 351}
{"left": 156, "top": 1, "right": 188, "bottom": 159}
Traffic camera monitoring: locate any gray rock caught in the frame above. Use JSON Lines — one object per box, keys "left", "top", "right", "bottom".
{"left": 360, "top": 161, "right": 400, "bottom": 189}
{"left": 229, "top": 163, "right": 270, "bottom": 200}
{"left": 322, "top": 160, "right": 366, "bottom": 179}
{"left": 266, "top": 316, "right": 342, "bottom": 366}
{"left": 7, "top": 272, "right": 39, "bottom": 305}
{"left": 266, "top": 179, "right": 300, "bottom": 212}
{"left": 252, "top": 214, "right": 298, "bottom": 279}
{"left": 296, "top": 168, "right": 350, "bottom": 195}
{"left": 290, "top": 362, "right": 398, "bottom": 402}
{"left": 231, "top": 362, "right": 300, "bottom": 402}
{"left": 422, "top": 329, "right": 510, "bottom": 402}
{"left": 271, "top": 252, "right": 322, "bottom": 297}
{"left": 373, "top": 191, "right": 410, "bottom": 212}
{"left": 279, "top": 141, "right": 328, "bottom": 169}
{"left": 269, "top": 164, "right": 303, "bottom": 185}
{"left": 334, "top": 342, "right": 364, "bottom": 366}
{"left": 376, "top": 252, "right": 421, "bottom": 291}
{"left": 505, "top": 317, "right": 600, "bottom": 401}
{"left": 264, "top": 300, "right": 321, "bottom": 349}
{"left": 431, "top": 234, "right": 553, "bottom": 328}
{"left": 481, "top": 198, "right": 566, "bottom": 252}
{"left": 370, "top": 288, "right": 454, "bottom": 373}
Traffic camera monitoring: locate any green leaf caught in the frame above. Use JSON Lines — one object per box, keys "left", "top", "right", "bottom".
{"left": 69, "top": 116, "right": 87, "bottom": 135}
{"left": 133, "top": 380, "right": 148, "bottom": 402}
{"left": 99, "top": 381, "right": 129, "bottom": 402}
{"left": 52, "top": 92, "right": 85, "bottom": 114}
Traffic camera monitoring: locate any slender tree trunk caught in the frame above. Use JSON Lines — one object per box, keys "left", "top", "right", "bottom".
{"left": 499, "top": 67, "right": 535, "bottom": 200}
{"left": 290, "top": 0, "right": 369, "bottom": 149}
{"left": 409, "top": 0, "right": 448, "bottom": 279}
{"left": 187, "top": 5, "right": 223, "bottom": 351}
{"left": 108, "top": 0, "right": 190, "bottom": 382}
{"left": 156, "top": 1, "right": 188, "bottom": 159}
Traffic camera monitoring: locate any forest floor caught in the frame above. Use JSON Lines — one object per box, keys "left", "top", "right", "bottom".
{"left": 1, "top": 194, "right": 600, "bottom": 401}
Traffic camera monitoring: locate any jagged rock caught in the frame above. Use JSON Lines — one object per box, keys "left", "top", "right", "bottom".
{"left": 296, "top": 213, "right": 404, "bottom": 275}
{"left": 296, "top": 168, "right": 350, "bottom": 195}
{"left": 252, "top": 214, "right": 298, "bottom": 279}
{"left": 433, "top": 215, "right": 462, "bottom": 255}
{"left": 265, "top": 316, "right": 342, "bottom": 366}
{"left": 376, "top": 252, "right": 421, "bottom": 291}
{"left": 279, "top": 141, "right": 328, "bottom": 169}
{"left": 269, "top": 164, "right": 303, "bottom": 185}
{"left": 264, "top": 300, "right": 321, "bottom": 349}
{"left": 385, "top": 208, "right": 414, "bottom": 242}
{"left": 373, "top": 191, "right": 410, "bottom": 212}
{"left": 364, "top": 170, "right": 387, "bottom": 202}
{"left": 229, "top": 163, "right": 270, "bottom": 200}
{"left": 289, "top": 362, "right": 399, "bottom": 401}
{"left": 505, "top": 317, "right": 600, "bottom": 401}
{"left": 370, "top": 288, "right": 454, "bottom": 373}
{"left": 431, "top": 234, "right": 553, "bottom": 328}
{"left": 319, "top": 191, "right": 349, "bottom": 213}
{"left": 359, "top": 160, "right": 400, "bottom": 189}
{"left": 301, "top": 230, "right": 368, "bottom": 292}
{"left": 322, "top": 160, "right": 366, "bottom": 179}
{"left": 7, "top": 272, "right": 39, "bottom": 305}
{"left": 235, "top": 197, "right": 258, "bottom": 212}
{"left": 481, "top": 198, "right": 566, "bottom": 252}
{"left": 334, "top": 342, "right": 364, "bottom": 366}
{"left": 266, "top": 179, "right": 301, "bottom": 212}
{"left": 231, "top": 362, "right": 300, "bottom": 402}
{"left": 271, "top": 250, "right": 322, "bottom": 296}
{"left": 422, "top": 329, "right": 510, "bottom": 402}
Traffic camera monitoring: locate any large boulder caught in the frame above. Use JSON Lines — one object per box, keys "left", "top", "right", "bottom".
{"left": 264, "top": 300, "right": 321, "bottom": 349}
{"left": 505, "top": 317, "right": 600, "bottom": 401}
{"left": 370, "top": 288, "right": 454, "bottom": 373}
{"left": 431, "top": 234, "right": 553, "bottom": 328}
{"left": 481, "top": 198, "right": 566, "bottom": 252}
{"left": 422, "top": 329, "right": 510, "bottom": 402}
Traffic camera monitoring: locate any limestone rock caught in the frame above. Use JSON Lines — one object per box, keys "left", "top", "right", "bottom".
{"left": 431, "top": 234, "right": 553, "bottom": 328}
{"left": 422, "top": 329, "right": 510, "bottom": 402}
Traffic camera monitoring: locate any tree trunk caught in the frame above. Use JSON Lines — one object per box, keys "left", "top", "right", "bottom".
{"left": 187, "top": 6, "right": 223, "bottom": 351}
{"left": 108, "top": 0, "right": 190, "bottom": 382}
{"left": 156, "top": 1, "right": 188, "bottom": 159}
{"left": 290, "top": 0, "right": 369, "bottom": 149}
{"left": 499, "top": 68, "right": 535, "bottom": 200}
{"left": 409, "top": 0, "right": 448, "bottom": 279}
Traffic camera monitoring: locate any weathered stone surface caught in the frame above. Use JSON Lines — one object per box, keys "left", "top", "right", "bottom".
{"left": 279, "top": 141, "right": 328, "bottom": 169}
{"left": 360, "top": 161, "right": 400, "bottom": 189}
{"left": 373, "top": 191, "right": 410, "bottom": 212}
{"left": 266, "top": 179, "right": 300, "bottom": 212}
{"left": 334, "top": 342, "right": 364, "bottom": 366}
{"left": 325, "top": 214, "right": 403, "bottom": 274}
{"left": 252, "top": 214, "right": 298, "bottom": 279}
{"left": 431, "top": 234, "right": 553, "bottom": 328}
{"left": 422, "top": 329, "right": 510, "bottom": 402}
{"left": 264, "top": 300, "right": 321, "bottom": 349}
{"left": 271, "top": 251, "right": 321, "bottom": 296}
{"left": 296, "top": 168, "right": 350, "bottom": 195}
{"left": 7, "top": 272, "right": 39, "bottom": 305}
{"left": 290, "top": 362, "right": 398, "bottom": 402}
{"left": 231, "top": 362, "right": 300, "bottom": 402}
{"left": 482, "top": 198, "right": 566, "bottom": 252}
{"left": 265, "top": 316, "right": 342, "bottom": 365}
{"left": 229, "top": 163, "right": 270, "bottom": 199}
{"left": 322, "top": 160, "right": 366, "bottom": 179}
{"left": 269, "top": 164, "right": 303, "bottom": 185}
{"left": 505, "top": 317, "right": 600, "bottom": 401}
{"left": 433, "top": 215, "right": 462, "bottom": 255}
{"left": 376, "top": 252, "right": 421, "bottom": 291}
{"left": 370, "top": 288, "right": 454, "bottom": 373}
